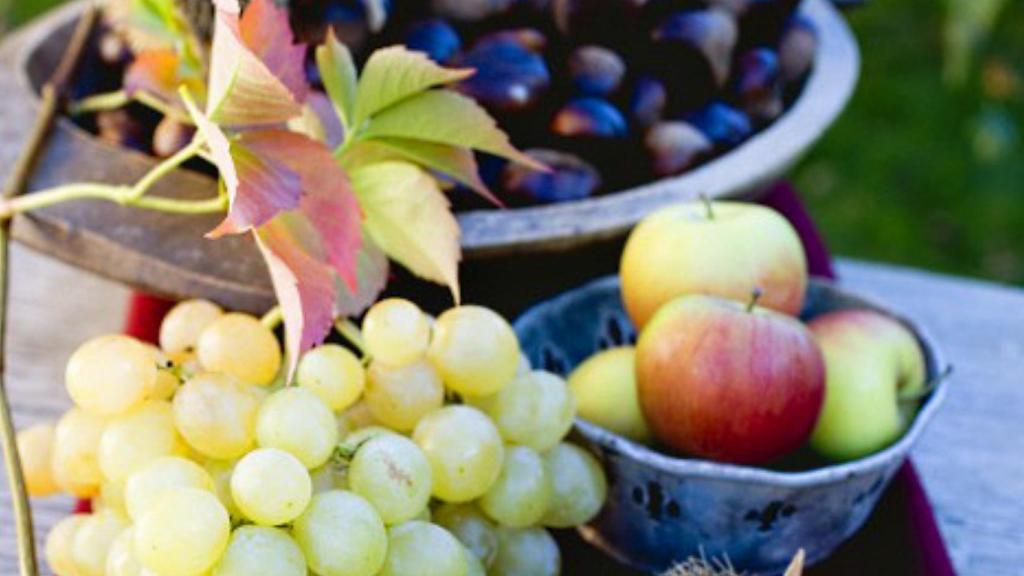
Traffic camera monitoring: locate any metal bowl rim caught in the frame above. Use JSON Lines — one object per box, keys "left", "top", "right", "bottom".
{"left": 514, "top": 274, "right": 950, "bottom": 489}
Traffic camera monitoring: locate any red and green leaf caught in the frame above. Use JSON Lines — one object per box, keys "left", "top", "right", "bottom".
{"left": 350, "top": 161, "right": 461, "bottom": 301}
{"left": 361, "top": 90, "right": 547, "bottom": 171}
{"left": 352, "top": 46, "right": 474, "bottom": 129}
{"left": 124, "top": 49, "right": 206, "bottom": 106}
{"left": 207, "top": 0, "right": 307, "bottom": 126}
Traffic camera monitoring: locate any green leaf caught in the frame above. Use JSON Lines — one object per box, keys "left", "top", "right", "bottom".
{"left": 352, "top": 46, "right": 473, "bottom": 129}
{"left": 350, "top": 161, "right": 461, "bottom": 302}
{"left": 317, "top": 31, "right": 359, "bottom": 132}
{"left": 361, "top": 90, "right": 547, "bottom": 171}
{"left": 343, "top": 139, "right": 499, "bottom": 206}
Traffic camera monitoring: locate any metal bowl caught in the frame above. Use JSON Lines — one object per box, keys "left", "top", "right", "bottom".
{"left": 0, "top": 0, "right": 859, "bottom": 315}
{"left": 513, "top": 276, "right": 948, "bottom": 575}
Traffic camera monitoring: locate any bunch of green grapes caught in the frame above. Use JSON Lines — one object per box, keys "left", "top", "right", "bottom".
{"left": 17, "top": 297, "right": 608, "bottom": 576}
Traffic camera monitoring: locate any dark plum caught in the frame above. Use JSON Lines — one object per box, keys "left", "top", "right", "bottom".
{"left": 96, "top": 109, "right": 146, "bottom": 150}
{"left": 779, "top": 14, "right": 817, "bottom": 84}
{"left": 551, "top": 97, "right": 629, "bottom": 138}
{"left": 644, "top": 121, "right": 713, "bottom": 176}
{"left": 686, "top": 101, "right": 753, "bottom": 148}
{"left": 733, "top": 48, "right": 783, "bottom": 123}
{"left": 153, "top": 117, "right": 196, "bottom": 158}
{"left": 737, "top": 0, "right": 801, "bottom": 48}
{"left": 404, "top": 19, "right": 462, "bottom": 63}
{"left": 568, "top": 46, "right": 626, "bottom": 97}
{"left": 650, "top": 9, "right": 738, "bottom": 111}
{"left": 629, "top": 76, "right": 668, "bottom": 128}
{"left": 98, "top": 32, "right": 130, "bottom": 67}
{"left": 502, "top": 148, "right": 602, "bottom": 204}
{"left": 432, "top": 0, "right": 515, "bottom": 22}
{"left": 477, "top": 28, "right": 548, "bottom": 53}
{"left": 291, "top": 0, "right": 393, "bottom": 49}
{"left": 457, "top": 37, "right": 551, "bottom": 111}
{"left": 551, "top": 0, "right": 646, "bottom": 45}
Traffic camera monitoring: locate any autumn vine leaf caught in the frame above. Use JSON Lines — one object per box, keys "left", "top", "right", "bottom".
{"left": 17, "top": 0, "right": 544, "bottom": 379}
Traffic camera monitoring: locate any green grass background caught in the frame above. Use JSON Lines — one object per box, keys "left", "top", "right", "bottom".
{"left": 2, "top": 0, "right": 1022, "bottom": 285}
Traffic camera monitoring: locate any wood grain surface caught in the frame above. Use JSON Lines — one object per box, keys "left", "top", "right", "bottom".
{"left": 0, "top": 257, "right": 1022, "bottom": 575}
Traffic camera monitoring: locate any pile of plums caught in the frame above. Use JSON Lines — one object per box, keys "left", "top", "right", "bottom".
{"left": 86, "top": 0, "right": 819, "bottom": 208}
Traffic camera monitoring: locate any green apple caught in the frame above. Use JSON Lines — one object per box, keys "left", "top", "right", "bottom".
{"left": 808, "top": 309, "right": 927, "bottom": 461}
{"left": 567, "top": 347, "right": 652, "bottom": 443}
{"left": 620, "top": 199, "right": 808, "bottom": 329}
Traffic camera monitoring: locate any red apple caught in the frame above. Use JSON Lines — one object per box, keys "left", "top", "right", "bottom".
{"left": 636, "top": 293, "right": 825, "bottom": 464}
{"left": 620, "top": 200, "right": 807, "bottom": 329}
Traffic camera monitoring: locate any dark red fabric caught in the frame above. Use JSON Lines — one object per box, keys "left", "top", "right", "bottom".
{"left": 93, "top": 183, "right": 954, "bottom": 575}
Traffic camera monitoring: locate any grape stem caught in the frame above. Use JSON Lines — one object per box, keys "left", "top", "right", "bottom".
{"left": 260, "top": 306, "right": 283, "bottom": 330}
{"left": 0, "top": 6, "right": 100, "bottom": 576}
{"left": 334, "top": 318, "right": 370, "bottom": 364}
{"left": 69, "top": 89, "right": 194, "bottom": 125}
{"left": 0, "top": 136, "right": 226, "bottom": 220}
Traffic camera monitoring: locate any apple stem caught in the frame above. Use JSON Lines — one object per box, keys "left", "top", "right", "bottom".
{"left": 898, "top": 364, "right": 954, "bottom": 403}
{"left": 746, "top": 288, "right": 763, "bottom": 313}
{"left": 699, "top": 193, "right": 715, "bottom": 220}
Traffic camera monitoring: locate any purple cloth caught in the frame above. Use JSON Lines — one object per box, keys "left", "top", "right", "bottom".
{"left": 759, "top": 181, "right": 955, "bottom": 576}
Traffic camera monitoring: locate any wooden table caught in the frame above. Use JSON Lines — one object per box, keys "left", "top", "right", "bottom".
{"left": 0, "top": 254, "right": 1021, "bottom": 575}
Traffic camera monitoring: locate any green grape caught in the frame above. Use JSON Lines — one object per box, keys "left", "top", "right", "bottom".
{"left": 231, "top": 448, "right": 312, "bottom": 525}
{"left": 365, "top": 359, "right": 444, "bottom": 432}
{"left": 310, "top": 461, "right": 349, "bottom": 493}
{"left": 146, "top": 346, "right": 181, "bottom": 400}
{"left": 99, "top": 400, "right": 183, "bottom": 482}
{"left": 477, "top": 371, "right": 575, "bottom": 452}
{"left": 480, "top": 445, "right": 551, "bottom": 528}
{"left": 124, "top": 456, "right": 214, "bottom": 521}
{"left": 463, "top": 545, "right": 486, "bottom": 576}
{"left": 52, "top": 407, "right": 106, "bottom": 498}
{"left": 256, "top": 387, "right": 339, "bottom": 468}
{"left": 433, "top": 503, "right": 499, "bottom": 567}
{"left": 292, "top": 490, "right": 387, "bottom": 576}
{"left": 542, "top": 442, "right": 608, "bottom": 528}
{"left": 413, "top": 406, "right": 504, "bottom": 503}
{"left": 134, "top": 488, "right": 230, "bottom": 576}
{"left": 338, "top": 400, "right": 378, "bottom": 430}
{"left": 197, "top": 313, "right": 282, "bottom": 386}
{"left": 97, "top": 480, "right": 127, "bottom": 516}
{"left": 362, "top": 298, "right": 432, "bottom": 366}
{"left": 160, "top": 299, "right": 224, "bottom": 355}
{"left": 45, "top": 514, "right": 88, "bottom": 576}
{"left": 428, "top": 306, "right": 520, "bottom": 397}
{"left": 204, "top": 458, "right": 242, "bottom": 518}
{"left": 378, "top": 521, "right": 467, "bottom": 576}
{"left": 66, "top": 335, "right": 156, "bottom": 417}
{"left": 213, "top": 525, "right": 306, "bottom": 576}
{"left": 491, "top": 526, "right": 561, "bottom": 576}
{"left": 71, "top": 509, "right": 129, "bottom": 576}
{"left": 296, "top": 344, "right": 366, "bottom": 411}
{"left": 342, "top": 425, "right": 397, "bottom": 448}
{"left": 173, "top": 373, "right": 261, "bottom": 460}
{"left": 16, "top": 422, "right": 58, "bottom": 497}
{"left": 516, "top": 353, "right": 532, "bottom": 376}
{"left": 105, "top": 527, "right": 143, "bottom": 576}
{"left": 349, "top": 434, "right": 432, "bottom": 525}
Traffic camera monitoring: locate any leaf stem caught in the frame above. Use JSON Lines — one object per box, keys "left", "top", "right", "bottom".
{"left": 1, "top": 183, "right": 226, "bottom": 218}
{"left": 127, "top": 136, "right": 205, "bottom": 200}
{"left": 70, "top": 89, "right": 193, "bottom": 124}
{"left": 334, "top": 318, "right": 369, "bottom": 362}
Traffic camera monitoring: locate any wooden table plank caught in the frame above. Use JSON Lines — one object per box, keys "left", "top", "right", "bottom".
{"left": 0, "top": 257, "right": 1021, "bottom": 575}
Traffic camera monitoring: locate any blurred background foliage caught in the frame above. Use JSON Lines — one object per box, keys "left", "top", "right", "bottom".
{"left": 0, "top": 0, "right": 1022, "bottom": 284}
